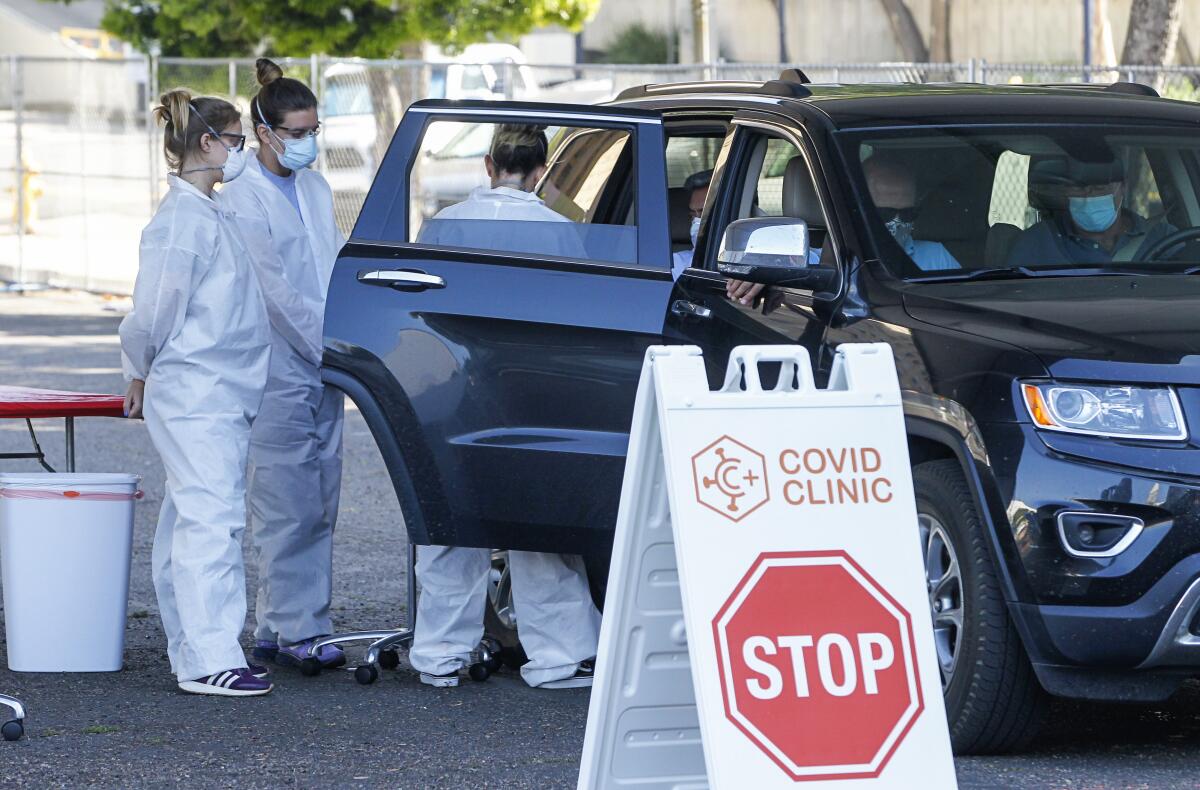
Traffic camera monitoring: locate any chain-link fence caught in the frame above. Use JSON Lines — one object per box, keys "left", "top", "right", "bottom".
{"left": 3, "top": 55, "right": 1199, "bottom": 294}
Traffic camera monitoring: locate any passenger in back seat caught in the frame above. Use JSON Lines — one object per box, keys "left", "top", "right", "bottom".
{"left": 672, "top": 169, "right": 712, "bottom": 279}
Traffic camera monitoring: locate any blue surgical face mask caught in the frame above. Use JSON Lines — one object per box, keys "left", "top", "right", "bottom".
{"left": 1069, "top": 194, "right": 1118, "bottom": 233}
{"left": 689, "top": 216, "right": 701, "bottom": 248}
{"left": 271, "top": 130, "right": 318, "bottom": 170}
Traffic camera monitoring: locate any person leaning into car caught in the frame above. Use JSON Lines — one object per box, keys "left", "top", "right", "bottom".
{"left": 1006, "top": 157, "right": 1175, "bottom": 267}
{"left": 408, "top": 124, "right": 601, "bottom": 690}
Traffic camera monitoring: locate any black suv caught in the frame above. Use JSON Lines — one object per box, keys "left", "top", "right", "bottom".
{"left": 324, "top": 74, "right": 1200, "bottom": 752}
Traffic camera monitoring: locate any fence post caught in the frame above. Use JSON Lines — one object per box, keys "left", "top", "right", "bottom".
{"left": 148, "top": 53, "right": 160, "bottom": 210}
{"left": 310, "top": 53, "right": 319, "bottom": 98}
{"left": 967, "top": 57, "right": 977, "bottom": 83}
{"left": 11, "top": 55, "right": 25, "bottom": 290}
{"left": 228, "top": 59, "right": 237, "bottom": 100}
{"left": 78, "top": 59, "right": 91, "bottom": 292}
{"left": 978, "top": 58, "right": 989, "bottom": 85}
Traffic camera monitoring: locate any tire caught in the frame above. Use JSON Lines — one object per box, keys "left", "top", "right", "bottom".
{"left": 485, "top": 551, "right": 528, "bottom": 670}
{"left": 913, "top": 459, "right": 1048, "bottom": 754}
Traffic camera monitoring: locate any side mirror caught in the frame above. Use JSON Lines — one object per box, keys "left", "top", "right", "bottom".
{"left": 716, "top": 217, "right": 839, "bottom": 293}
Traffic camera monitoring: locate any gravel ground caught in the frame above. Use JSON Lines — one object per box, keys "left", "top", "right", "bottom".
{"left": 2, "top": 290, "right": 1200, "bottom": 789}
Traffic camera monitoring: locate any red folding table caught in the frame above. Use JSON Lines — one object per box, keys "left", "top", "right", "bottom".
{"left": 0, "top": 386, "right": 126, "bottom": 473}
{"left": 0, "top": 385, "right": 125, "bottom": 741}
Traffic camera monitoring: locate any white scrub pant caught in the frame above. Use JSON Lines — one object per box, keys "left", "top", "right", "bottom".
{"left": 410, "top": 546, "right": 601, "bottom": 687}
{"left": 146, "top": 395, "right": 253, "bottom": 682}
{"left": 248, "top": 365, "right": 344, "bottom": 646}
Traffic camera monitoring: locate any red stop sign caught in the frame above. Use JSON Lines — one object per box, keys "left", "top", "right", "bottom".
{"left": 711, "top": 550, "right": 923, "bottom": 781}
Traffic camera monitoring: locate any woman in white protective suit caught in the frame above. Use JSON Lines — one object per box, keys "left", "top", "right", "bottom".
{"left": 120, "top": 90, "right": 273, "bottom": 697}
{"left": 410, "top": 124, "right": 601, "bottom": 689}
{"left": 221, "top": 59, "right": 347, "bottom": 671}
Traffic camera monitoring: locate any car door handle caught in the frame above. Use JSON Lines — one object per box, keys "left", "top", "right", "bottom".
{"left": 671, "top": 299, "right": 712, "bottom": 320}
{"left": 357, "top": 269, "right": 446, "bottom": 291}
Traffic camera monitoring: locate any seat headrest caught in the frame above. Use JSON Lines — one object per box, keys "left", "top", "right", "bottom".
{"left": 783, "top": 156, "right": 823, "bottom": 225}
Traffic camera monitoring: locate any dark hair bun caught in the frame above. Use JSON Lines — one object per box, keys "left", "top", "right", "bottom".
{"left": 256, "top": 58, "right": 284, "bottom": 87}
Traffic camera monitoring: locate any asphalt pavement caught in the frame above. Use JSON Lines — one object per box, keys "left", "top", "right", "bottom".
{"left": 1, "top": 291, "right": 1199, "bottom": 789}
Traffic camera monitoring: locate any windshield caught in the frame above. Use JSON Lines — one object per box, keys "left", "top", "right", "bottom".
{"left": 837, "top": 125, "right": 1200, "bottom": 281}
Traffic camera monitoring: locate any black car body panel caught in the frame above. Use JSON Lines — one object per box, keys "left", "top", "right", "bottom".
{"left": 325, "top": 82, "right": 1200, "bottom": 703}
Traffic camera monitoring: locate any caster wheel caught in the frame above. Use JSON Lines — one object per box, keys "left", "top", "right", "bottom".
{"left": 299, "top": 657, "right": 322, "bottom": 677}
{"left": 354, "top": 664, "right": 379, "bottom": 685}
{"left": 484, "top": 654, "right": 502, "bottom": 673}
{"left": 468, "top": 662, "right": 491, "bottom": 682}
{"left": 2, "top": 720, "right": 22, "bottom": 742}
{"left": 378, "top": 650, "right": 400, "bottom": 670}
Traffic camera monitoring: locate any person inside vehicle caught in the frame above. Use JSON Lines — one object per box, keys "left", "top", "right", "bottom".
{"left": 727, "top": 151, "right": 958, "bottom": 304}
{"left": 1006, "top": 156, "right": 1175, "bottom": 266}
{"left": 409, "top": 123, "right": 601, "bottom": 690}
{"left": 672, "top": 168, "right": 712, "bottom": 279}
{"left": 416, "top": 123, "right": 585, "bottom": 258}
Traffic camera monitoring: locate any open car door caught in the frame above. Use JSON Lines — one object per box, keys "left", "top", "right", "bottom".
{"left": 324, "top": 99, "right": 672, "bottom": 558}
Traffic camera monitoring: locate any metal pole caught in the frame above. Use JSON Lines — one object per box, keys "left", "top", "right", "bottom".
{"left": 967, "top": 57, "right": 977, "bottom": 83}
{"left": 777, "top": 0, "right": 787, "bottom": 63}
{"left": 406, "top": 542, "right": 417, "bottom": 631}
{"left": 65, "top": 417, "right": 75, "bottom": 473}
{"left": 78, "top": 60, "right": 91, "bottom": 292}
{"left": 148, "top": 54, "right": 160, "bottom": 209}
{"left": 978, "top": 58, "right": 988, "bottom": 85}
{"left": 228, "top": 59, "right": 236, "bottom": 100}
{"left": 310, "top": 53, "right": 319, "bottom": 95}
{"left": 11, "top": 56, "right": 27, "bottom": 292}
{"left": 1082, "top": 0, "right": 1093, "bottom": 82}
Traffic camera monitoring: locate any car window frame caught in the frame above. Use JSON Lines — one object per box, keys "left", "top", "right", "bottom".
{"left": 699, "top": 116, "right": 846, "bottom": 289}
{"left": 353, "top": 100, "right": 671, "bottom": 276}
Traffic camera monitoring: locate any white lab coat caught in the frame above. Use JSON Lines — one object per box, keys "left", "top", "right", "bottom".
{"left": 417, "top": 185, "right": 587, "bottom": 259}
{"left": 221, "top": 156, "right": 346, "bottom": 646}
{"left": 119, "top": 174, "right": 271, "bottom": 682}
{"left": 409, "top": 184, "right": 601, "bottom": 687}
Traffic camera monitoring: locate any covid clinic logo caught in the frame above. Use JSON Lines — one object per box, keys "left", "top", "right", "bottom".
{"left": 692, "top": 436, "right": 770, "bottom": 522}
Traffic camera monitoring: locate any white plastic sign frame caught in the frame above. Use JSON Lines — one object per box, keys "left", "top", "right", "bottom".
{"left": 579, "top": 344, "right": 957, "bottom": 789}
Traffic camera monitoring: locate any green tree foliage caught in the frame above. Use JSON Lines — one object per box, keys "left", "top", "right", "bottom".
{"left": 96, "top": 0, "right": 599, "bottom": 57}
{"left": 602, "top": 22, "right": 669, "bottom": 64}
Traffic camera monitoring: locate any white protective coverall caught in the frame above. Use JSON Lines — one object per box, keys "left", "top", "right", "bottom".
{"left": 410, "top": 185, "right": 602, "bottom": 687}
{"left": 221, "top": 156, "right": 346, "bottom": 646}
{"left": 119, "top": 174, "right": 271, "bottom": 682}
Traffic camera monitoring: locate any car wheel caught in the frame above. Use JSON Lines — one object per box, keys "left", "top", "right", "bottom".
{"left": 485, "top": 550, "right": 527, "bottom": 669}
{"left": 913, "top": 459, "right": 1048, "bottom": 754}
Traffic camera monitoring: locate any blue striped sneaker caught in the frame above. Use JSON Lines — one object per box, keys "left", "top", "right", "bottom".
{"left": 178, "top": 668, "right": 273, "bottom": 697}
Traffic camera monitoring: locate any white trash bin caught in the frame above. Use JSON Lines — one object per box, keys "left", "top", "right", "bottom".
{"left": 0, "top": 473, "right": 140, "bottom": 672}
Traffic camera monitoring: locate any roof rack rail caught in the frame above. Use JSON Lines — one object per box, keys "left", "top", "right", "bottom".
{"left": 1030, "top": 81, "right": 1159, "bottom": 98}
{"left": 1104, "top": 81, "right": 1159, "bottom": 97}
{"left": 778, "top": 68, "right": 812, "bottom": 85}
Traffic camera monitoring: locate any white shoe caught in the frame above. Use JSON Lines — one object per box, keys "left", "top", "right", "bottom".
{"left": 420, "top": 670, "right": 460, "bottom": 688}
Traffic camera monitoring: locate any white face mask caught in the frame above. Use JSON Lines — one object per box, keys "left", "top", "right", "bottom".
{"left": 690, "top": 216, "right": 701, "bottom": 248}
{"left": 220, "top": 147, "right": 248, "bottom": 182}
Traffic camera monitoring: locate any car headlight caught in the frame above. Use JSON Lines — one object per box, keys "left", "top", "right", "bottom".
{"left": 1021, "top": 382, "right": 1187, "bottom": 440}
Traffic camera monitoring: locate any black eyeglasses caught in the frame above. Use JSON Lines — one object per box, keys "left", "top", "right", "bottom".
{"left": 273, "top": 124, "right": 321, "bottom": 140}
{"left": 216, "top": 132, "right": 247, "bottom": 152}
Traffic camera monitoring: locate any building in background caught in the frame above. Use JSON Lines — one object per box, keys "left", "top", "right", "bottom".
{"left": 581, "top": 0, "right": 1200, "bottom": 65}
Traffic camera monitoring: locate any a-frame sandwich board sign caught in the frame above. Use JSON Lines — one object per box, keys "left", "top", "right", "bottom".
{"left": 578, "top": 344, "right": 957, "bottom": 790}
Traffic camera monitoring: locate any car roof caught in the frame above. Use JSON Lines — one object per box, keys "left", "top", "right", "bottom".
{"left": 607, "top": 79, "right": 1200, "bottom": 128}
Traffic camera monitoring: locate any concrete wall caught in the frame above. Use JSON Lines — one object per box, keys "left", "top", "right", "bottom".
{"left": 581, "top": 0, "right": 1200, "bottom": 64}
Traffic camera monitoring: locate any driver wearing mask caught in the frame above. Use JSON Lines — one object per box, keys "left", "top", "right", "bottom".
{"left": 1006, "top": 157, "right": 1175, "bottom": 266}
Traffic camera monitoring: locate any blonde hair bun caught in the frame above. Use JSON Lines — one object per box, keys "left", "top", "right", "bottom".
{"left": 256, "top": 58, "right": 284, "bottom": 87}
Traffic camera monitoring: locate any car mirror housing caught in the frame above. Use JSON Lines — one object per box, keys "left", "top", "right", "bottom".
{"left": 716, "top": 217, "right": 840, "bottom": 293}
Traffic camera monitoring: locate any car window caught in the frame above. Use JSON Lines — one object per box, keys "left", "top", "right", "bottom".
{"left": 666, "top": 136, "right": 722, "bottom": 188}
{"left": 409, "top": 120, "right": 636, "bottom": 264}
{"left": 745, "top": 138, "right": 802, "bottom": 217}
{"left": 838, "top": 125, "right": 1200, "bottom": 279}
